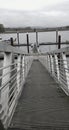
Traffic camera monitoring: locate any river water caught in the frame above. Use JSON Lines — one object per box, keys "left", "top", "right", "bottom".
{"left": 0, "top": 31, "right": 69, "bottom": 68}
{"left": 0, "top": 31, "right": 69, "bottom": 53}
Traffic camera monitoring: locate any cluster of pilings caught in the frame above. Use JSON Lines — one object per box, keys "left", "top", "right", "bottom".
{"left": 10, "top": 30, "right": 63, "bottom": 53}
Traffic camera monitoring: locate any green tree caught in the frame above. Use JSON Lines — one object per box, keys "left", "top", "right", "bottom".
{"left": 0, "top": 24, "right": 5, "bottom": 33}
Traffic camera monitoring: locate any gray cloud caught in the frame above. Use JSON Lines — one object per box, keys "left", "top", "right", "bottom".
{"left": 0, "top": 0, "right": 69, "bottom": 27}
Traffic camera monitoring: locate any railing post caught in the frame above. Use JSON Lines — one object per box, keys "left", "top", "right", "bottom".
{"left": 62, "top": 53, "right": 69, "bottom": 90}
{"left": 26, "top": 34, "right": 29, "bottom": 53}
{"left": 26, "top": 57, "right": 28, "bottom": 76}
{"left": 17, "top": 54, "right": 21, "bottom": 94}
{"left": 27, "top": 57, "right": 29, "bottom": 73}
{"left": 45, "top": 55, "right": 48, "bottom": 69}
{"left": 54, "top": 54, "right": 60, "bottom": 81}
{"left": 22, "top": 55, "right": 25, "bottom": 82}
{"left": 50, "top": 55, "right": 54, "bottom": 75}
{"left": 1, "top": 52, "right": 12, "bottom": 126}
{"left": 47, "top": 55, "right": 51, "bottom": 72}
{"left": 47, "top": 55, "right": 49, "bottom": 70}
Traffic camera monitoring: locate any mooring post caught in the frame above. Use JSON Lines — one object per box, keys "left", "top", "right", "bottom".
{"left": 26, "top": 33, "right": 29, "bottom": 53}
{"left": 58, "top": 35, "right": 61, "bottom": 49}
{"left": 17, "top": 32, "right": 19, "bottom": 45}
{"left": 58, "top": 35, "right": 61, "bottom": 67}
{"left": 36, "top": 31, "right": 38, "bottom": 47}
{"left": 10, "top": 37, "right": 13, "bottom": 46}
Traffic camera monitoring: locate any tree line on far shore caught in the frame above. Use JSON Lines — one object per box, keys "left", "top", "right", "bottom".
{"left": 0, "top": 24, "right": 5, "bottom": 33}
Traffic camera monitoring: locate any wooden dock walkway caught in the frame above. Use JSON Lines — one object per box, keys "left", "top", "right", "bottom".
{"left": 8, "top": 60, "right": 69, "bottom": 130}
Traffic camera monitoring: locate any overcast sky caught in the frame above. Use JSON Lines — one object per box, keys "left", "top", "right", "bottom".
{"left": 0, "top": 0, "right": 69, "bottom": 27}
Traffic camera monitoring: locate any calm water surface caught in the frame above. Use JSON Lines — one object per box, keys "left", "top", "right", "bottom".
{"left": 0, "top": 31, "right": 69, "bottom": 53}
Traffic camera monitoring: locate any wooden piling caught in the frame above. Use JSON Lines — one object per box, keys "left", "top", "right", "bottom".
{"left": 58, "top": 35, "right": 61, "bottom": 67}
{"left": 26, "top": 33, "right": 29, "bottom": 53}
{"left": 36, "top": 31, "right": 38, "bottom": 47}
{"left": 10, "top": 37, "right": 13, "bottom": 46}
{"left": 58, "top": 35, "right": 61, "bottom": 49}
{"left": 17, "top": 32, "right": 19, "bottom": 45}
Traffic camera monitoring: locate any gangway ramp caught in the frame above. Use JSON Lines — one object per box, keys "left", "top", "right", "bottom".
{"left": 8, "top": 60, "right": 69, "bottom": 130}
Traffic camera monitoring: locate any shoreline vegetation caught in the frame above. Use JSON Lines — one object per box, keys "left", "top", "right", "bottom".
{"left": 4, "top": 25, "right": 69, "bottom": 33}
{"left": 0, "top": 24, "right": 5, "bottom": 33}
{"left": 1, "top": 24, "right": 69, "bottom": 33}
